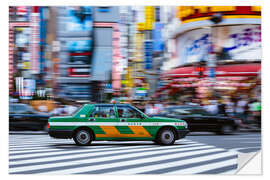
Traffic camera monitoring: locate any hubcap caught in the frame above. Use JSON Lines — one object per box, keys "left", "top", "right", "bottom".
{"left": 81, "top": 134, "right": 86, "bottom": 139}
{"left": 76, "top": 130, "right": 90, "bottom": 144}
{"left": 165, "top": 134, "right": 170, "bottom": 139}
{"left": 161, "top": 130, "right": 174, "bottom": 144}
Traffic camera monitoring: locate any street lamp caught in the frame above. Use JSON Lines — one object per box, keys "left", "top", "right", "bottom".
{"left": 208, "top": 13, "right": 223, "bottom": 97}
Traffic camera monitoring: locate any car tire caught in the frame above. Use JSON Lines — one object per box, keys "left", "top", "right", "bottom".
{"left": 218, "top": 125, "right": 235, "bottom": 135}
{"left": 152, "top": 140, "right": 160, "bottom": 144}
{"left": 73, "top": 129, "right": 93, "bottom": 146}
{"left": 157, "top": 128, "right": 176, "bottom": 145}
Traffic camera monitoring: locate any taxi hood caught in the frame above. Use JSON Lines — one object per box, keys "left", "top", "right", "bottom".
{"left": 148, "top": 116, "right": 185, "bottom": 122}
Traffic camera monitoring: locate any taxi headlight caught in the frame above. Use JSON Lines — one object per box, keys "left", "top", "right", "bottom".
{"left": 175, "top": 122, "right": 188, "bottom": 128}
{"left": 183, "top": 121, "right": 188, "bottom": 128}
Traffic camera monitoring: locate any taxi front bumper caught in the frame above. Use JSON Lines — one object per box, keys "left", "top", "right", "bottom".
{"left": 176, "top": 129, "right": 189, "bottom": 139}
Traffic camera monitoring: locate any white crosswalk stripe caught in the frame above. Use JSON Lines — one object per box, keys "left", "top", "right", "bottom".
{"left": 9, "top": 134, "right": 238, "bottom": 174}
{"left": 105, "top": 151, "right": 236, "bottom": 175}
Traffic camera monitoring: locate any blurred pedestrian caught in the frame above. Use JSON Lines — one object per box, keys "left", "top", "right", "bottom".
{"left": 191, "top": 98, "right": 200, "bottom": 106}
{"left": 217, "top": 99, "right": 227, "bottom": 116}
{"left": 145, "top": 101, "right": 158, "bottom": 115}
{"left": 163, "top": 100, "right": 170, "bottom": 108}
{"left": 65, "top": 103, "right": 78, "bottom": 115}
{"left": 145, "top": 101, "right": 152, "bottom": 115}
{"left": 60, "top": 105, "right": 68, "bottom": 115}
{"left": 154, "top": 101, "right": 164, "bottom": 114}
{"left": 236, "top": 97, "right": 248, "bottom": 123}
{"left": 50, "top": 103, "right": 65, "bottom": 116}
{"left": 225, "top": 98, "right": 235, "bottom": 117}
{"left": 250, "top": 99, "right": 261, "bottom": 128}
{"left": 205, "top": 99, "right": 218, "bottom": 115}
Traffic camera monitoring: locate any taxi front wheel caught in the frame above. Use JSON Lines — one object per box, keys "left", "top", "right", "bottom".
{"left": 73, "top": 129, "right": 93, "bottom": 146}
{"left": 157, "top": 128, "right": 176, "bottom": 145}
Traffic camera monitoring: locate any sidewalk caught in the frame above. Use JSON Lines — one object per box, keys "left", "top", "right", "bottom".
{"left": 238, "top": 123, "right": 261, "bottom": 132}
{"left": 239, "top": 127, "right": 261, "bottom": 132}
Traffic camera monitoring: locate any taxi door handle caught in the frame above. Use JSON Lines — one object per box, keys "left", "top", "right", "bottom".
{"left": 88, "top": 118, "right": 95, "bottom": 121}
{"left": 120, "top": 119, "right": 126, "bottom": 122}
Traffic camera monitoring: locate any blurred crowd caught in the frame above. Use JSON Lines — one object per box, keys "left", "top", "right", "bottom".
{"left": 133, "top": 96, "right": 261, "bottom": 128}
{"left": 50, "top": 103, "right": 79, "bottom": 116}
{"left": 11, "top": 95, "right": 261, "bottom": 129}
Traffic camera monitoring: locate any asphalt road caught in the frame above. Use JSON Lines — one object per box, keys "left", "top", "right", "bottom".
{"left": 8, "top": 131, "right": 261, "bottom": 175}
{"left": 186, "top": 132, "right": 261, "bottom": 153}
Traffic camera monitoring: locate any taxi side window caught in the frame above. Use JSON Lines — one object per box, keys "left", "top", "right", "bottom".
{"left": 90, "top": 106, "right": 116, "bottom": 118}
{"left": 117, "top": 106, "right": 142, "bottom": 118}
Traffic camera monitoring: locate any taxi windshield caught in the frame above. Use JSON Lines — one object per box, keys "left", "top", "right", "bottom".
{"left": 72, "top": 105, "right": 83, "bottom": 116}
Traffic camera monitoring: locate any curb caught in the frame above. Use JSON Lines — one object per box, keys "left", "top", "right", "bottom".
{"left": 239, "top": 128, "right": 261, "bottom": 132}
{"left": 9, "top": 131, "right": 48, "bottom": 135}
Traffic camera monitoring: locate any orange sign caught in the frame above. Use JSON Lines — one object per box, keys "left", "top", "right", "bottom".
{"left": 177, "top": 6, "right": 261, "bottom": 24}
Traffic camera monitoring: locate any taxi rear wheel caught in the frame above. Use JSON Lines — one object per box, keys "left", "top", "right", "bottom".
{"left": 73, "top": 129, "right": 93, "bottom": 146}
{"left": 157, "top": 128, "right": 176, "bottom": 145}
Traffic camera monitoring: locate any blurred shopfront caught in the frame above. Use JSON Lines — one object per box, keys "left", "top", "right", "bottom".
{"left": 158, "top": 6, "right": 261, "bottom": 102}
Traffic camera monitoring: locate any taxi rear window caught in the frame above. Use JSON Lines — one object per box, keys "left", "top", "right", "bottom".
{"left": 90, "top": 106, "right": 116, "bottom": 118}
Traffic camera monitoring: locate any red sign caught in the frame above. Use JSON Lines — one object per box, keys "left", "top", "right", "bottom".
{"left": 163, "top": 63, "right": 260, "bottom": 78}
{"left": 16, "top": 6, "right": 28, "bottom": 15}
{"left": 68, "top": 67, "right": 90, "bottom": 77}
{"left": 195, "top": 67, "right": 205, "bottom": 72}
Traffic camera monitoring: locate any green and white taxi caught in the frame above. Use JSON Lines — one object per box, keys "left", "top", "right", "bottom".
{"left": 48, "top": 104, "right": 189, "bottom": 146}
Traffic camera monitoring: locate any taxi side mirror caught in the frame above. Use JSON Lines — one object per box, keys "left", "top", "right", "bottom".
{"left": 139, "top": 114, "right": 145, "bottom": 119}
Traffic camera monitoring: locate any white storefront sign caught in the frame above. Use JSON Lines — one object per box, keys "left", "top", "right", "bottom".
{"left": 30, "top": 12, "right": 40, "bottom": 74}
{"left": 176, "top": 25, "right": 261, "bottom": 65}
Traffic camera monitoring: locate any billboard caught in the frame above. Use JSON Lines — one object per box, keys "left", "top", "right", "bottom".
{"left": 176, "top": 24, "right": 261, "bottom": 65}
{"left": 68, "top": 67, "right": 90, "bottom": 77}
{"left": 67, "top": 40, "right": 92, "bottom": 64}
{"left": 62, "top": 7, "right": 94, "bottom": 78}
{"left": 16, "top": 77, "right": 36, "bottom": 99}
{"left": 153, "top": 22, "right": 164, "bottom": 52}
{"left": 145, "top": 6, "right": 155, "bottom": 30}
{"left": 65, "top": 7, "right": 93, "bottom": 32}
{"left": 144, "top": 40, "right": 153, "bottom": 69}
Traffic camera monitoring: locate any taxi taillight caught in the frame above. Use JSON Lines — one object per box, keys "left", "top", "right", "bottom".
{"left": 47, "top": 123, "right": 50, "bottom": 129}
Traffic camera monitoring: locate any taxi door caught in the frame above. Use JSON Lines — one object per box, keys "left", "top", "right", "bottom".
{"left": 116, "top": 105, "right": 152, "bottom": 138}
{"left": 88, "top": 105, "right": 120, "bottom": 138}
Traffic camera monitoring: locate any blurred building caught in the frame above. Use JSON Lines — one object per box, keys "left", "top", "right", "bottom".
{"left": 9, "top": 6, "right": 49, "bottom": 100}
{"left": 53, "top": 7, "right": 93, "bottom": 102}
{"left": 9, "top": 6, "right": 171, "bottom": 103}
{"left": 9, "top": 6, "right": 262, "bottom": 104}
{"left": 54, "top": 6, "right": 122, "bottom": 103}
{"left": 158, "top": 6, "right": 261, "bottom": 102}
{"left": 9, "top": 6, "right": 122, "bottom": 103}
{"left": 120, "top": 6, "right": 168, "bottom": 101}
